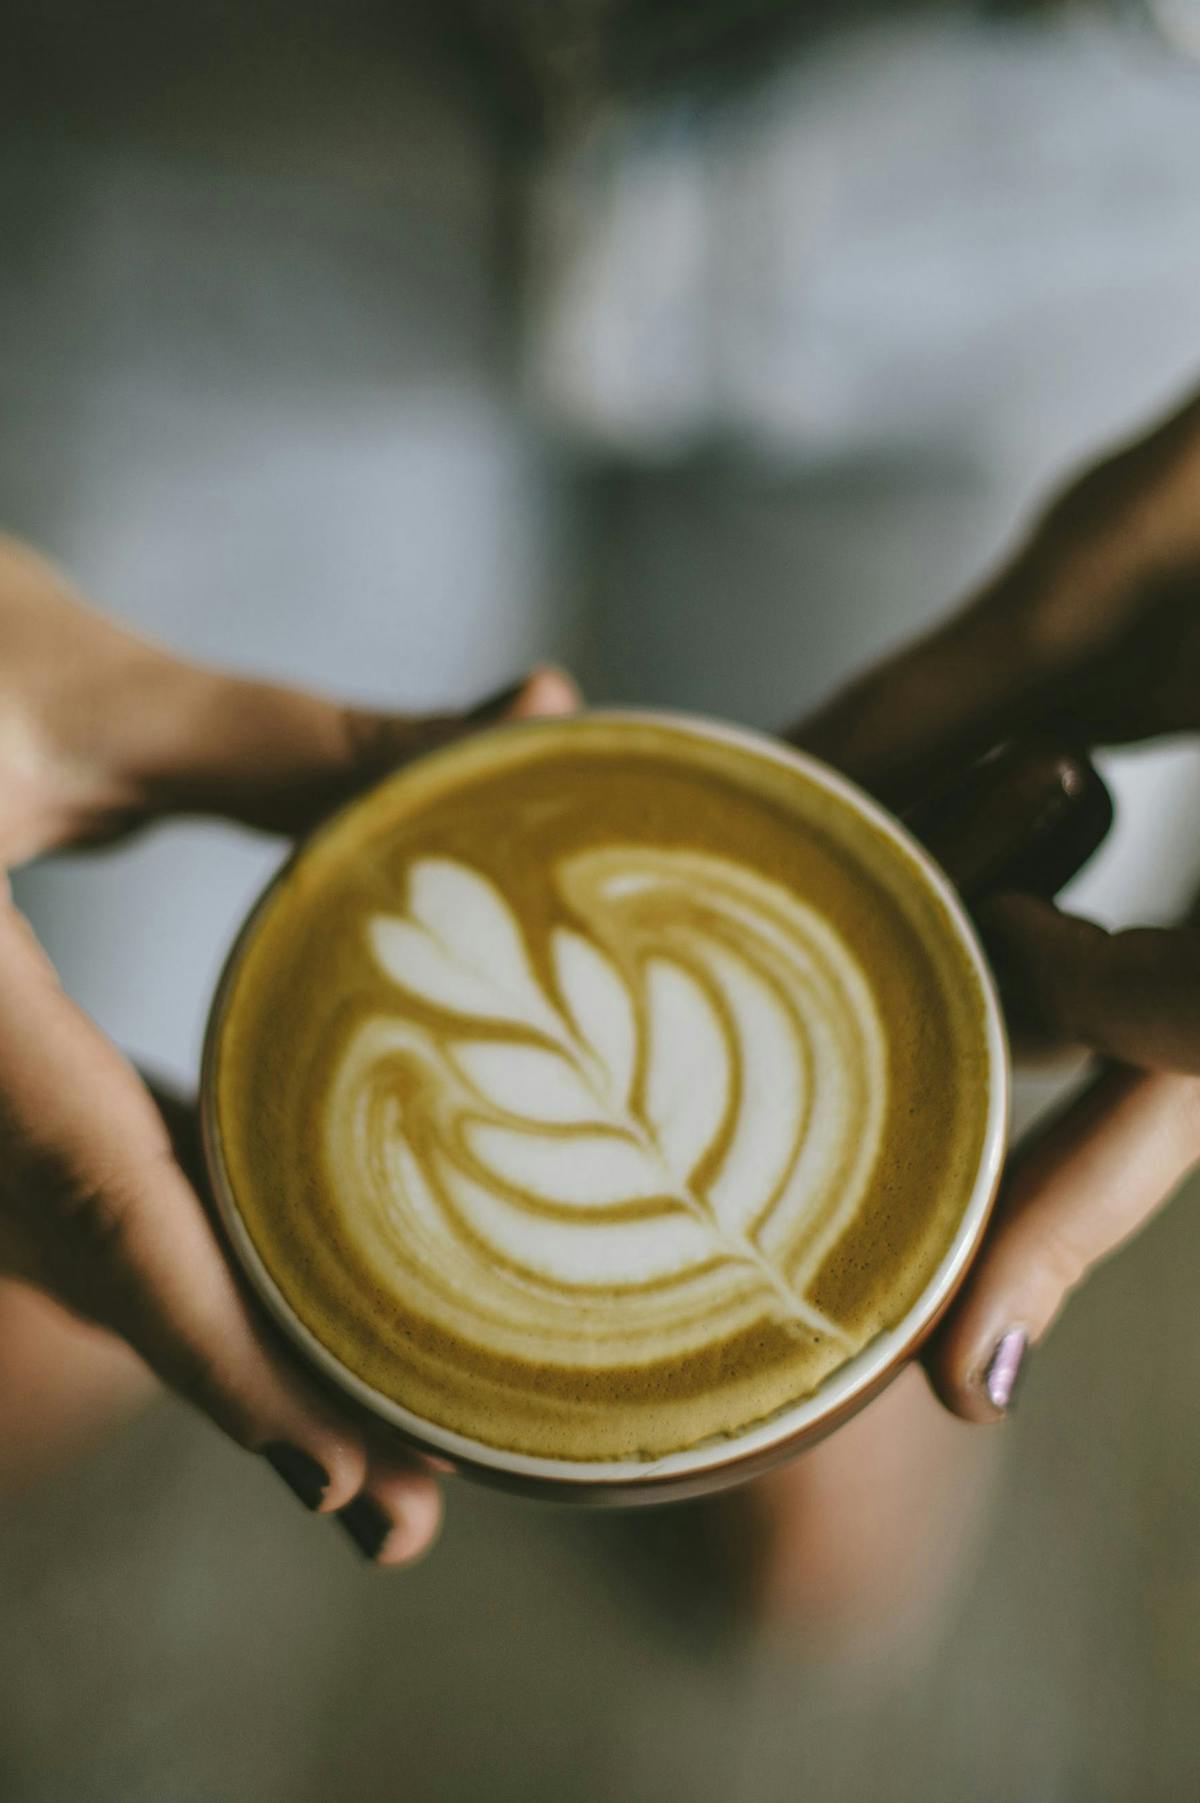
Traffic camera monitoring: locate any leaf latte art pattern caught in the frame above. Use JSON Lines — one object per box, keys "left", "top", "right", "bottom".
{"left": 215, "top": 718, "right": 994, "bottom": 1466}
{"left": 325, "top": 848, "right": 890, "bottom": 1375}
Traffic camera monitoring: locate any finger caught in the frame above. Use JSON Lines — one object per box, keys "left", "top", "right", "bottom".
{"left": 140, "top": 1072, "right": 207, "bottom": 1195}
{"left": 1035, "top": 380, "right": 1200, "bottom": 579}
{"left": 113, "top": 663, "right": 581, "bottom": 837}
{"left": 981, "top": 895, "right": 1200, "bottom": 1072}
{"left": 336, "top": 1464, "right": 445, "bottom": 1569}
{"left": 0, "top": 903, "right": 369, "bottom": 1511}
{"left": 902, "top": 742, "right": 1113, "bottom": 903}
{"left": 788, "top": 598, "right": 1042, "bottom": 811}
{"left": 0, "top": 1277, "right": 153, "bottom": 1496}
{"left": 72, "top": 1064, "right": 447, "bottom": 1562}
{"left": 790, "top": 385, "right": 1200, "bottom": 804}
{"left": 927, "top": 1066, "right": 1200, "bottom": 1421}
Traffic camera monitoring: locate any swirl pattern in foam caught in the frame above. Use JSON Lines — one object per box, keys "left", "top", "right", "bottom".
{"left": 336, "top": 848, "right": 886, "bottom": 1360}
{"left": 211, "top": 717, "right": 992, "bottom": 1461}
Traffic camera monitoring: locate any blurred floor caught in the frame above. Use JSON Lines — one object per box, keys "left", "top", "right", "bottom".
{"left": 3, "top": 1167, "right": 1199, "bottom": 1802}
{"left": 2, "top": 4, "right": 1200, "bottom": 1799}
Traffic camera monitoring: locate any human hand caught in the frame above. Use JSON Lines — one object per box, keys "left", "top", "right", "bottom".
{"left": 0, "top": 531, "right": 578, "bottom": 1557}
{"left": 789, "top": 386, "right": 1200, "bottom": 1421}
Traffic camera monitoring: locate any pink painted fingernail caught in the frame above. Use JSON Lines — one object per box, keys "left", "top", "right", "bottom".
{"left": 984, "top": 1328, "right": 1028, "bottom": 1414}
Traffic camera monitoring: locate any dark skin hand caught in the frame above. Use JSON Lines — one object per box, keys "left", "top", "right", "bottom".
{"left": 792, "top": 384, "right": 1200, "bottom": 1420}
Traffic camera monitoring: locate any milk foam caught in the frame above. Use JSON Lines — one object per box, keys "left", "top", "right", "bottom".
{"left": 325, "top": 846, "right": 888, "bottom": 1367}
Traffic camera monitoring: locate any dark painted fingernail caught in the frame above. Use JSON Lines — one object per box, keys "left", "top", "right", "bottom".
{"left": 983, "top": 1328, "right": 1029, "bottom": 1414}
{"left": 337, "top": 1493, "right": 394, "bottom": 1562}
{"left": 464, "top": 677, "right": 526, "bottom": 725}
{"left": 263, "top": 1444, "right": 330, "bottom": 1512}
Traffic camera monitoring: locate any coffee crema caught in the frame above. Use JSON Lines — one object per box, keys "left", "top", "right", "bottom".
{"left": 211, "top": 717, "right": 991, "bottom": 1461}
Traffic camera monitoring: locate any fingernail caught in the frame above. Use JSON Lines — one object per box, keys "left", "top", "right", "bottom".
{"left": 983, "top": 1328, "right": 1029, "bottom": 1414}
{"left": 337, "top": 1492, "right": 395, "bottom": 1562}
{"left": 464, "top": 677, "right": 526, "bottom": 725}
{"left": 263, "top": 1443, "right": 330, "bottom": 1512}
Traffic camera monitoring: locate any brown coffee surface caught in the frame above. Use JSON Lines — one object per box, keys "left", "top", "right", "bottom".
{"left": 211, "top": 717, "right": 991, "bottom": 1461}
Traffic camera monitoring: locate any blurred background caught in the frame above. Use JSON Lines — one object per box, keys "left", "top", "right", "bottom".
{"left": 2, "top": 1, "right": 1200, "bottom": 1796}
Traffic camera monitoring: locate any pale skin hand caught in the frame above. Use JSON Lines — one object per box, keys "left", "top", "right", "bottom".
{"left": 0, "top": 531, "right": 578, "bottom": 1561}
{"left": 793, "top": 384, "right": 1200, "bottom": 1421}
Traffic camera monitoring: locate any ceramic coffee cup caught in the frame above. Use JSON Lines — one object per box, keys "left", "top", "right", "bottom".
{"left": 201, "top": 714, "right": 1012, "bottom": 1505}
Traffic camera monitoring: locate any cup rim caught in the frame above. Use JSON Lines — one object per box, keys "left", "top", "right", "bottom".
{"left": 200, "top": 708, "right": 1010, "bottom": 1493}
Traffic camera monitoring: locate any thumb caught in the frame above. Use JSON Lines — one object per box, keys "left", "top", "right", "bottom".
{"left": 981, "top": 894, "right": 1200, "bottom": 1072}
{"left": 927, "top": 1066, "right": 1200, "bottom": 1421}
{"left": 114, "top": 662, "right": 580, "bottom": 838}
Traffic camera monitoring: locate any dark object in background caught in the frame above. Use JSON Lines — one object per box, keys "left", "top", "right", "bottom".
{"left": 449, "top": 0, "right": 1071, "bottom": 128}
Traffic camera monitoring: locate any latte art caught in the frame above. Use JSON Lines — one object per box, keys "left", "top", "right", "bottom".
{"left": 210, "top": 717, "right": 994, "bottom": 1463}
{"left": 333, "top": 847, "right": 886, "bottom": 1377}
